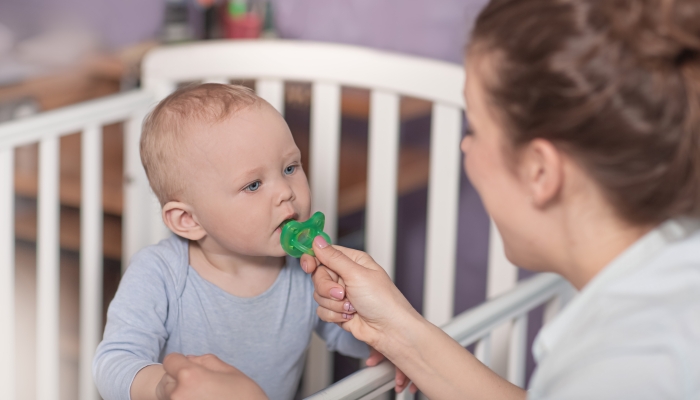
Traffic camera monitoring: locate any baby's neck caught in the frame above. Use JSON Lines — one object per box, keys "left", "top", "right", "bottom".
{"left": 188, "top": 240, "right": 284, "bottom": 298}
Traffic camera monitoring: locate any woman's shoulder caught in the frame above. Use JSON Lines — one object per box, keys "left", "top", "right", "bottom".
{"left": 609, "top": 225, "right": 700, "bottom": 299}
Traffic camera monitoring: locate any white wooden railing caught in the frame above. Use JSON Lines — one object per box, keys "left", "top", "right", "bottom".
{"left": 305, "top": 273, "right": 573, "bottom": 399}
{"left": 0, "top": 91, "right": 154, "bottom": 400}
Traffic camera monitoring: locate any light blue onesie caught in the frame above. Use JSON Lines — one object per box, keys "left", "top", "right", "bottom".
{"left": 93, "top": 235, "right": 369, "bottom": 400}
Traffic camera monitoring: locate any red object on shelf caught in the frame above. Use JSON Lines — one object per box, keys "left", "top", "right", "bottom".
{"left": 224, "top": 13, "right": 262, "bottom": 38}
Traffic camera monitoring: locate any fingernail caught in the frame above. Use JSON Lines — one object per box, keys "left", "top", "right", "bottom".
{"left": 342, "top": 313, "right": 348, "bottom": 319}
{"left": 314, "top": 235, "right": 329, "bottom": 249}
{"left": 301, "top": 260, "right": 308, "bottom": 273}
{"left": 330, "top": 287, "right": 344, "bottom": 300}
{"left": 343, "top": 301, "right": 351, "bottom": 311}
{"left": 348, "top": 303, "right": 355, "bottom": 313}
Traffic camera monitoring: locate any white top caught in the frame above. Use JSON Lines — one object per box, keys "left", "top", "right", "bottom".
{"left": 528, "top": 219, "right": 700, "bottom": 400}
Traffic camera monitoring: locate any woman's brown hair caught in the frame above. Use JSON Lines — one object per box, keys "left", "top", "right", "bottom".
{"left": 470, "top": 0, "right": 700, "bottom": 224}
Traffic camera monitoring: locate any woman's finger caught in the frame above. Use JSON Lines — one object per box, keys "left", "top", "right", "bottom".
{"left": 395, "top": 368, "right": 411, "bottom": 393}
{"left": 311, "top": 237, "right": 372, "bottom": 279}
{"left": 314, "top": 240, "right": 384, "bottom": 273}
{"left": 156, "top": 370, "right": 177, "bottom": 399}
{"left": 162, "top": 352, "right": 191, "bottom": 378}
{"left": 312, "top": 265, "right": 346, "bottom": 301}
{"left": 365, "top": 348, "right": 385, "bottom": 367}
{"left": 314, "top": 291, "right": 355, "bottom": 314}
{"left": 317, "top": 305, "right": 354, "bottom": 324}
{"left": 187, "top": 354, "right": 236, "bottom": 373}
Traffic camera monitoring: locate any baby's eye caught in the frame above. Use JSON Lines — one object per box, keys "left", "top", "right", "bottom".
{"left": 284, "top": 165, "right": 297, "bottom": 175}
{"left": 245, "top": 181, "right": 261, "bottom": 192}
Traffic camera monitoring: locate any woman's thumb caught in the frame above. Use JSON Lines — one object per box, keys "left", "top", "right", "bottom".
{"left": 312, "top": 236, "right": 358, "bottom": 278}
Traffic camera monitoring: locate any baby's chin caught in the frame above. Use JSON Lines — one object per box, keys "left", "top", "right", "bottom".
{"left": 267, "top": 246, "right": 289, "bottom": 258}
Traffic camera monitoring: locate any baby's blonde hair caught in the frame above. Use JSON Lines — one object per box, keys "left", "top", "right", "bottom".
{"left": 140, "top": 83, "right": 261, "bottom": 205}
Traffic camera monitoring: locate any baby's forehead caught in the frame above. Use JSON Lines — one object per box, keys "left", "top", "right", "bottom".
{"left": 178, "top": 102, "right": 293, "bottom": 167}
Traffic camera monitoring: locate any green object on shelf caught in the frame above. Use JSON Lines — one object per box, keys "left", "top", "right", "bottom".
{"left": 228, "top": 0, "right": 247, "bottom": 17}
{"left": 280, "top": 212, "right": 332, "bottom": 257}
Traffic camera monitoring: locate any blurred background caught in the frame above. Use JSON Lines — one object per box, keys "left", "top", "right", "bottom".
{"left": 0, "top": 1, "right": 554, "bottom": 399}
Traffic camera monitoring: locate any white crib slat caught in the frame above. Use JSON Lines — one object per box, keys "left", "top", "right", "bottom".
{"left": 486, "top": 218, "right": 519, "bottom": 376}
{"left": 507, "top": 314, "right": 528, "bottom": 387}
{"left": 256, "top": 79, "right": 285, "bottom": 115}
{"left": 396, "top": 385, "right": 415, "bottom": 400}
{"left": 79, "top": 125, "right": 103, "bottom": 400}
{"left": 309, "top": 82, "right": 341, "bottom": 239}
{"left": 123, "top": 112, "right": 150, "bottom": 270}
{"left": 37, "top": 136, "right": 60, "bottom": 400}
{"left": 145, "top": 79, "right": 177, "bottom": 103}
{"left": 543, "top": 294, "right": 562, "bottom": 326}
{"left": 302, "top": 82, "right": 341, "bottom": 396}
{"left": 366, "top": 91, "right": 400, "bottom": 279}
{"left": 422, "top": 104, "right": 462, "bottom": 326}
{"left": 203, "top": 77, "right": 229, "bottom": 84}
{"left": 475, "top": 334, "right": 492, "bottom": 367}
{"left": 0, "top": 148, "right": 15, "bottom": 400}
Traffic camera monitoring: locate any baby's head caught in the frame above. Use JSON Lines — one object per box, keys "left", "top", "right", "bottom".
{"left": 140, "top": 83, "right": 311, "bottom": 257}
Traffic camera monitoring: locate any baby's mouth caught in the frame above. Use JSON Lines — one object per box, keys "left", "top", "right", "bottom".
{"left": 276, "top": 219, "right": 295, "bottom": 232}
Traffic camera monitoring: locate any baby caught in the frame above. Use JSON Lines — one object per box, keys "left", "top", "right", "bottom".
{"left": 93, "top": 84, "right": 370, "bottom": 400}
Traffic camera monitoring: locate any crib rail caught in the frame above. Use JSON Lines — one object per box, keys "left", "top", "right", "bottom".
{"left": 0, "top": 90, "right": 155, "bottom": 400}
{"left": 305, "top": 273, "right": 572, "bottom": 399}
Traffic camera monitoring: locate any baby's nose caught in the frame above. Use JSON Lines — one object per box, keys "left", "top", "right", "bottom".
{"left": 276, "top": 182, "right": 295, "bottom": 204}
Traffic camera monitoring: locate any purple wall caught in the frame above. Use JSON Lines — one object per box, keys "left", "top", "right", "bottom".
{"left": 272, "top": 0, "right": 489, "bottom": 63}
{"left": 0, "top": 0, "right": 163, "bottom": 49}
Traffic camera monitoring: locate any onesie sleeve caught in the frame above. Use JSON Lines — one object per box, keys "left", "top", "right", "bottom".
{"left": 92, "top": 248, "right": 175, "bottom": 400}
{"left": 314, "top": 318, "right": 370, "bottom": 359}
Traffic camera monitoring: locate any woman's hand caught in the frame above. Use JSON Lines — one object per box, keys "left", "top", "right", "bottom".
{"left": 366, "top": 348, "right": 419, "bottom": 394}
{"left": 157, "top": 353, "right": 267, "bottom": 400}
{"left": 300, "top": 236, "right": 420, "bottom": 353}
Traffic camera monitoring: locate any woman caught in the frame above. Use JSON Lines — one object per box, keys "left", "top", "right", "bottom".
{"left": 301, "top": 0, "right": 700, "bottom": 398}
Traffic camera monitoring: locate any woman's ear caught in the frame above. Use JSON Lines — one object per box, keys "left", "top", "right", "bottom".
{"left": 521, "top": 139, "right": 564, "bottom": 208}
{"left": 162, "top": 201, "right": 206, "bottom": 241}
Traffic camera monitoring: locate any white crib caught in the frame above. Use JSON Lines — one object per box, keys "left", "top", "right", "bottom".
{"left": 0, "top": 40, "right": 572, "bottom": 400}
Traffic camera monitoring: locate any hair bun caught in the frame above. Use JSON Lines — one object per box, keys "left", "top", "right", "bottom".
{"left": 602, "top": 0, "right": 700, "bottom": 65}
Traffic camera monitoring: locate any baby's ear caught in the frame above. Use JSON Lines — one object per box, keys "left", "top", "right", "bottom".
{"left": 162, "top": 201, "right": 206, "bottom": 241}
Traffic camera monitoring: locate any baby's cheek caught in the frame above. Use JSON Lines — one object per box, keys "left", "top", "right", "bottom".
{"left": 297, "top": 191, "right": 313, "bottom": 220}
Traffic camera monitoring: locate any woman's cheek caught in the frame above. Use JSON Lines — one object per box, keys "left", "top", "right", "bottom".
{"left": 464, "top": 148, "right": 483, "bottom": 189}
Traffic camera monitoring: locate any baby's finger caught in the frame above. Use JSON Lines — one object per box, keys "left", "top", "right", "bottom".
{"left": 316, "top": 305, "right": 354, "bottom": 324}
{"left": 314, "top": 292, "right": 355, "bottom": 314}
{"left": 300, "top": 254, "right": 319, "bottom": 274}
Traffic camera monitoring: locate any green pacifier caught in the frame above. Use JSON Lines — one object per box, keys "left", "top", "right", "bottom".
{"left": 280, "top": 211, "right": 332, "bottom": 257}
